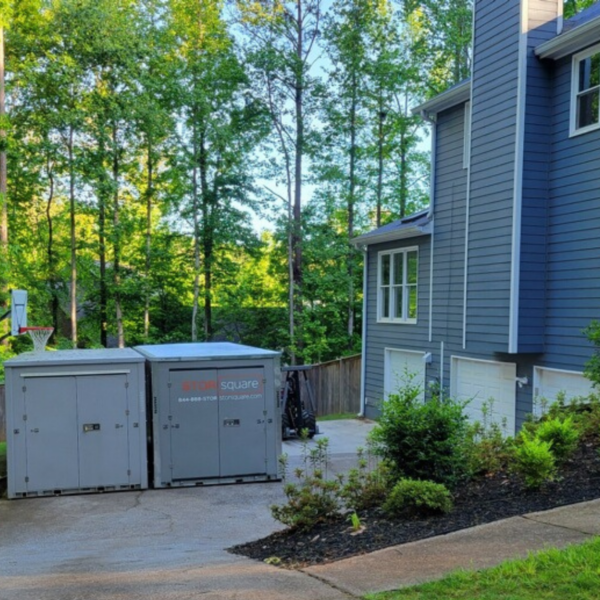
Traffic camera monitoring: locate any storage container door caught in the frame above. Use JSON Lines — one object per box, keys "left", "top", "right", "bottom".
{"left": 77, "top": 374, "right": 130, "bottom": 488}
{"left": 218, "top": 367, "right": 266, "bottom": 477}
{"left": 169, "top": 369, "right": 219, "bottom": 480}
{"left": 23, "top": 376, "right": 79, "bottom": 493}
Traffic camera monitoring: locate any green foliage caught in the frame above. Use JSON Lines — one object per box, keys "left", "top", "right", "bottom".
{"left": 584, "top": 320, "right": 600, "bottom": 389}
{"left": 534, "top": 417, "right": 580, "bottom": 462}
{"left": 369, "top": 375, "right": 470, "bottom": 487}
{"left": 0, "top": 345, "right": 17, "bottom": 383}
{"left": 383, "top": 478, "right": 453, "bottom": 519}
{"left": 464, "top": 398, "right": 513, "bottom": 477}
{"left": 512, "top": 437, "right": 557, "bottom": 490}
{"left": 340, "top": 444, "right": 393, "bottom": 512}
{"left": 0, "top": 442, "right": 6, "bottom": 479}
{"left": 270, "top": 437, "right": 342, "bottom": 531}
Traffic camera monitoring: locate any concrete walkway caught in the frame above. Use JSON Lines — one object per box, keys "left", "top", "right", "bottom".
{"left": 1, "top": 418, "right": 599, "bottom": 599}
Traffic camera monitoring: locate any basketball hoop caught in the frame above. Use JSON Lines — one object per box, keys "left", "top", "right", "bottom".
{"left": 19, "top": 326, "right": 54, "bottom": 353}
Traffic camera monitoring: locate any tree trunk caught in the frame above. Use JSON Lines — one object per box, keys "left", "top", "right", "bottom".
{"left": 376, "top": 93, "right": 385, "bottom": 228}
{"left": 0, "top": 26, "right": 8, "bottom": 338}
{"left": 292, "top": 0, "right": 304, "bottom": 363}
{"left": 144, "top": 136, "right": 153, "bottom": 340}
{"left": 112, "top": 124, "right": 124, "bottom": 348}
{"left": 191, "top": 122, "right": 200, "bottom": 342}
{"left": 347, "top": 74, "right": 357, "bottom": 344}
{"left": 68, "top": 127, "right": 78, "bottom": 347}
{"left": 199, "top": 129, "right": 213, "bottom": 341}
{"left": 45, "top": 153, "right": 58, "bottom": 337}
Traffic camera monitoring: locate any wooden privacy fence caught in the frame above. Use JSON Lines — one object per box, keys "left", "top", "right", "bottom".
{"left": 0, "top": 384, "right": 5, "bottom": 443}
{"left": 305, "top": 354, "right": 362, "bottom": 416}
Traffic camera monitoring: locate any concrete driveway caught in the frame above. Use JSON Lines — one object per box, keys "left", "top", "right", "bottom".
{"left": 0, "top": 419, "right": 375, "bottom": 600}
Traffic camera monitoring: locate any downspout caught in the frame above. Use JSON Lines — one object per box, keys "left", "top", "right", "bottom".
{"left": 420, "top": 111, "right": 436, "bottom": 344}
{"left": 358, "top": 245, "right": 368, "bottom": 417}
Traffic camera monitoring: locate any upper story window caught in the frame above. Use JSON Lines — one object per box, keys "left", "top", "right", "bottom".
{"left": 571, "top": 44, "right": 600, "bottom": 136}
{"left": 378, "top": 248, "right": 418, "bottom": 324}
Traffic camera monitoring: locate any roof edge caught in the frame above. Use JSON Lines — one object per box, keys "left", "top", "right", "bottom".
{"left": 536, "top": 16, "right": 600, "bottom": 59}
{"left": 352, "top": 218, "right": 433, "bottom": 248}
{"left": 412, "top": 80, "right": 471, "bottom": 117}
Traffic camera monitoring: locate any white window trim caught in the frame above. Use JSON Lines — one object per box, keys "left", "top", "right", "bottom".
{"left": 570, "top": 43, "right": 600, "bottom": 137}
{"left": 377, "top": 247, "right": 418, "bottom": 324}
{"left": 463, "top": 101, "right": 471, "bottom": 169}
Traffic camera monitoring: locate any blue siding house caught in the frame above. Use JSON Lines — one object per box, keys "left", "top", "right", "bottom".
{"left": 354, "top": 0, "right": 600, "bottom": 434}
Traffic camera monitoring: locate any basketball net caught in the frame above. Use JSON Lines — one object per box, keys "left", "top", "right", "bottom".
{"left": 20, "top": 327, "right": 54, "bottom": 353}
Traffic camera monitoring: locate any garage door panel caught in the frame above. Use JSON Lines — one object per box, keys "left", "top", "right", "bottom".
{"left": 534, "top": 368, "right": 593, "bottom": 416}
{"left": 452, "top": 357, "right": 516, "bottom": 436}
{"left": 385, "top": 349, "right": 425, "bottom": 400}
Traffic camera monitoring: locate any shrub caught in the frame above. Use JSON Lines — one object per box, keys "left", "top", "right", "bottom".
{"left": 270, "top": 437, "right": 342, "bottom": 531}
{"left": 534, "top": 417, "right": 580, "bottom": 462}
{"left": 383, "top": 478, "right": 453, "bottom": 518}
{"left": 340, "top": 445, "right": 393, "bottom": 512}
{"left": 585, "top": 320, "right": 600, "bottom": 389}
{"left": 512, "top": 437, "right": 557, "bottom": 489}
{"left": 369, "top": 376, "right": 470, "bottom": 488}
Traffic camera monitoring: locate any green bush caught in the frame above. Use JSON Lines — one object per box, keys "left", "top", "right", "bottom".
{"left": 270, "top": 438, "right": 342, "bottom": 531}
{"left": 369, "top": 377, "right": 470, "bottom": 488}
{"left": 383, "top": 478, "right": 453, "bottom": 518}
{"left": 512, "top": 437, "right": 557, "bottom": 489}
{"left": 535, "top": 417, "right": 580, "bottom": 462}
{"left": 340, "top": 445, "right": 393, "bottom": 512}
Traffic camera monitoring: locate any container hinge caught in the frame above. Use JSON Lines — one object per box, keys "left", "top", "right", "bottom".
{"left": 125, "top": 409, "right": 130, "bottom": 416}
{"left": 153, "top": 397, "right": 158, "bottom": 414}
{"left": 127, "top": 469, "right": 131, "bottom": 476}
{"left": 22, "top": 386, "right": 26, "bottom": 393}
{"left": 263, "top": 410, "right": 267, "bottom": 416}
{"left": 167, "top": 382, "right": 172, "bottom": 389}
{"left": 23, "top": 414, "right": 27, "bottom": 422}
{"left": 25, "top": 476, "right": 29, "bottom": 483}
{"left": 13, "top": 428, "right": 20, "bottom": 435}
{"left": 125, "top": 382, "right": 130, "bottom": 389}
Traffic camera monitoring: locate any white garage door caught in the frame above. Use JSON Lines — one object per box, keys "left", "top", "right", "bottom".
{"left": 451, "top": 357, "right": 516, "bottom": 436}
{"left": 533, "top": 367, "right": 593, "bottom": 416}
{"left": 384, "top": 348, "right": 425, "bottom": 401}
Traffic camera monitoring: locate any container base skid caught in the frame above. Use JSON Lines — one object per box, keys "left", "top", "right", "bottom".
{"left": 158, "top": 474, "right": 281, "bottom": 488}
{"left": 10, "top": 483, "right": 144, "bottom": 500}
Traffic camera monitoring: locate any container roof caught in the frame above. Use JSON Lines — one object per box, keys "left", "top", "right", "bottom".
{"left": 134, "top": 342, "right": 281, "bottom": 362}
{"left": 5, "top": 347, "right": 145, "bottom": 367}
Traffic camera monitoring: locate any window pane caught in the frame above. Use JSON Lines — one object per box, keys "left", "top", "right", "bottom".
{"left": 382, "top": 287, "right": 390, "bottom": 318}
{"left": 393, "top": 287, "right": 403, "bottom": 319}
{"left": 381, "top": 254, "right": 390, "bottom": 284}
{"left": 580, "top": 53, "right": 600, "bottom": 91}
{"left": 408, "top": 286, "right": 417, "bottom": 319}
{"left": 407, "top": 252, "right": 418, "bottom": 284}
{"left": 577, "top": 89, "right": 600, "bottom": 129}
{"left": 393, "top": 253, "right": 403, "bottom": 285}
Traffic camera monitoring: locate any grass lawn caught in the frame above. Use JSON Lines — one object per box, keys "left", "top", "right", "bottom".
{"left": 0, "top": 441, "right": 6, "bottom": 478}
{"left": 317, "top": 412, "right": 360, "bottom": 421}
{"left": 367, "top": 537, "right": 600, "bottom": 600}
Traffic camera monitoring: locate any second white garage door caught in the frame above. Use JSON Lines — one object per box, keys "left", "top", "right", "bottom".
{"left": 533, "top": 367, "right": 593, "bottom": 416}
{"left": 451, "top": 357, "right": 516, "bottom": 436}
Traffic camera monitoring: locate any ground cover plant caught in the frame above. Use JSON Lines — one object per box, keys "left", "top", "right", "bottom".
{"left": 366, "top": 536, "right": 600, "bottom": 600}
{"left": 230, "top": 388, "right": 600, "bottom": 567}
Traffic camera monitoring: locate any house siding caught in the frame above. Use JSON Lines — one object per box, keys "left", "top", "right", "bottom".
{"left": 542, "top": 52, "right": 600, "bottom": 371}
{"left": 363, "top": 237, "right": 432, "bottom": 418}
{"left": 466, "top": 0, "right": 521, "bottom": 354}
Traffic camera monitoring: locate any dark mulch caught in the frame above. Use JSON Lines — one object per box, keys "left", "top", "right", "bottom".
{"left": 229, "top": 439, "right": 600, "bottom": 567}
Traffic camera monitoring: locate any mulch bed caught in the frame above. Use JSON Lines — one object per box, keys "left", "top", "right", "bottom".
{"left": 229, "top": 439, "right": 600, "bottom": 567}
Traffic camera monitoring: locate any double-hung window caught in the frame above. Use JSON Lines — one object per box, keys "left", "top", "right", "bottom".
{"left": 571, "top": 44, "right": 600, "bottom": 136}
{"left": 378, "top": 248, "right": 418, "bottom": 323}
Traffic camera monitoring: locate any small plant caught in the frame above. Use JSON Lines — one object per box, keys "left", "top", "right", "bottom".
{"left": 512, "top": 437, "right": 557, "bottom": 489}
{"left": 270, "top": 437, "right": 342, "bottom": 531}
{"left": 349, "top": 512, "right": 362, "bottom": 531}
{"left": 383, "top": 478, "right": 453, "bottom": 518}
{"left": 369, "top": 374, "right": 470, "bottom": 488}
{"left": 340, "top": 443, "right": 393, "bottom": 511}
{"left": 534, "top": 417, "right": 580, "bottom": 462}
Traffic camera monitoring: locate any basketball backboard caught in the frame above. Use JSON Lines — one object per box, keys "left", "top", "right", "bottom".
{"left": 11, "top": 289, "right": 27, "bottom": 336}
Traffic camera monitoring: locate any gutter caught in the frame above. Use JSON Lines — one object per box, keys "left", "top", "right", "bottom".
{"left": 536, "top": 16, "right": 600, "bottom": 59}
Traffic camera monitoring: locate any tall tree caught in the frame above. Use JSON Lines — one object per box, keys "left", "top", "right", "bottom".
{"left": 237, "top": 0, "right": 323, "bottom": 362}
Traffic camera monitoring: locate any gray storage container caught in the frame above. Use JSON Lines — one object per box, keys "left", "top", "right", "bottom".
{"left": 6, "top": 348, "right": 148, "bottom": 499}
{"left": 135, "top": 342, "right": 281, "bottom": 488}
